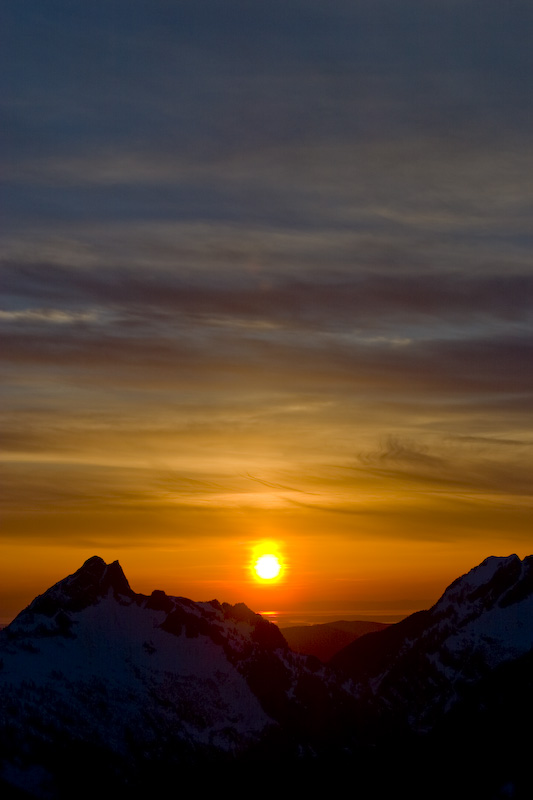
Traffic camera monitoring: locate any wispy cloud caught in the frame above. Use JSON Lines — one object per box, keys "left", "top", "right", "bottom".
{"left": 0, "top": 308, "right": 100, "bottom": 324}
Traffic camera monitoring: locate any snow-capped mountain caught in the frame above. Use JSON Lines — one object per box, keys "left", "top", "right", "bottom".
{"left": 331, "top": 553, "right": 533, "bottom": 733}
{"left": 2, "top": 553, "right": 532, "bottom": 798}
{"left": 0, "top": 556, "right": 352, "bottom": 798}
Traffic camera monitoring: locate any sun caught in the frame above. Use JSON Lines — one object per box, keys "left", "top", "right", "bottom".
{"left": 250, "top": 541, "right": 285, "bottom": 584}
{"left": 254, "top": 554, "right": 281, "bottom": 580}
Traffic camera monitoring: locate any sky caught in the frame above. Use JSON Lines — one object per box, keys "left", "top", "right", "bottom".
{"left": 1, "top": 0, "right": 532, "bottom": 625}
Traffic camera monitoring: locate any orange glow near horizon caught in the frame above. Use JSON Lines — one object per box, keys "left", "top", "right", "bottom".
{"left": 2, "top": 526, "right": 532, "bottom": 627}
{"left": 2, "top": 4, "right": 532, "bottom": 644}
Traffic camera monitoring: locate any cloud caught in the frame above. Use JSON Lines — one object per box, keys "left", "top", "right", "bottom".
{"left": 0, "top": 308, "right": 99, "bottom": 324}
{"left": 359, "top": 436, "right": 445, "bottom": 468}
{"left": 356, "top": 435, "right": 533, "bottom": 499}
{"left": 1, "top": 0, "right": 532, "bottom": 561}
{"left": 3, "top": 260, "right": 532, "bottom": 331}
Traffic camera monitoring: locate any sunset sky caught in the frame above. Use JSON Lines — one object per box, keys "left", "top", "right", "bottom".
{"left": 2, "top": 1, "right": 532, "bottom": 625}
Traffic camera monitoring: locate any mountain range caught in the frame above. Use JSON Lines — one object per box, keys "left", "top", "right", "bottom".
{"left": 1, "top": 554, "right": 532, "bottom": 798}
{"left": 280, "top": 619, "right": 389, "bottom": 662}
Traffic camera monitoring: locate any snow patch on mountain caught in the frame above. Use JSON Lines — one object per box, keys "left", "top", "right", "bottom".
{"left": 433, "top": 554, "right": 521, "bottom": 613}
{"left": 1, "top": 593, "right": 277, "bottom": 758}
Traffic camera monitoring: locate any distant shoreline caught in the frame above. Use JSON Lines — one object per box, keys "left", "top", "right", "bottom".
{"left": 258, "top": 610, "right": 407, "bottom": 627}
{"left": 1, "top": 611, "right": 408, "bottom": 630}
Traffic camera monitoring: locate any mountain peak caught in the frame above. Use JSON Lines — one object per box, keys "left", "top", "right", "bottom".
{"left": 64, "top": 555, "right": 132, "bottom": 597}
{"left": 434, "top": 553, "right": 524, "bottom": 614}
{"left": 21, "top": 556, "right": 134, "bottom": 620}
{"left": 331, "top": 552, "right": 533, "bottom": 731}
{"left": 81, "top": 554, "right": 106, "bottom": 570}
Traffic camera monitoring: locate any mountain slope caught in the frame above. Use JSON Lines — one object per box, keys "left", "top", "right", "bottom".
{"left": 281, "top": 620, "right": 389, "bottom": 662}
{"left": 331, "top": 554, "right": 533, "bottom": 733}
{"left": 0, "top": 557, "right": 353, "bottom": 797}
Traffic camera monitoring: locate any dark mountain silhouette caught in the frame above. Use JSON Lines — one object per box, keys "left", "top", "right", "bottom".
{"left": 1, "top": 554, "right": 532, "bottom": 799}
{"left": 281, "top": 619, "right": 389, "bottom": 662}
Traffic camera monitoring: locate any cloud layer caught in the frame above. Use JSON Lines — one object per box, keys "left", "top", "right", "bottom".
{"left": 1, "top": 2, "right": 532, "bottom": 617}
